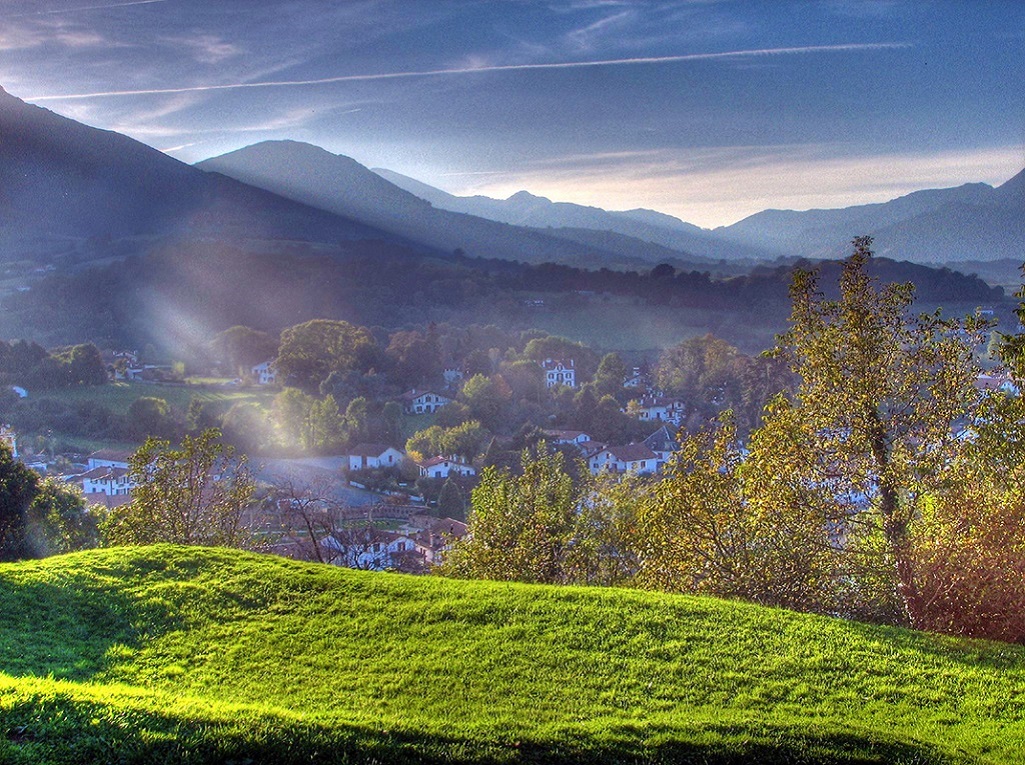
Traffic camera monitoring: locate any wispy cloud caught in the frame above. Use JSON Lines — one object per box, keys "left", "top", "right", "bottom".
{"left": 5, "top": 0, "right": 168, "bottom": 18}
{"left": 26, "top": 42, "right": 910, "bottom": 101}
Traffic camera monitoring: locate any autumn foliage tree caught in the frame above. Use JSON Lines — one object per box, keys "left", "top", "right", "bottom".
{"left": 103, "top": 429, "right": 256, "bottom": 548}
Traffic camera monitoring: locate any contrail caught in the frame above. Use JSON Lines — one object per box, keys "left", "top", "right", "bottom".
{"left": 7, "top": 0, "right": 167, "bottom": 17}
{"left": 26, "top": 43, "right": 910, "bottom": 102}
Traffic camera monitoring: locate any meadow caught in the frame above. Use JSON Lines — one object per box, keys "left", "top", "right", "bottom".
{"left": 0, "top": 545, "right": 1022, "bottom": 764}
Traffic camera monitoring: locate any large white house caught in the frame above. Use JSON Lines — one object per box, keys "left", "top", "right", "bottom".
{"left": 588, "top": 444, "right": 660, "bottom": 475}
{"left": 87, "top": 449, "right": 133, "bottom": 470}
{"left": 417, "top": 456, "right": 477, "bottom": 479}
{"left": 77, "top": 466, "right": 136, "bottom": 496}
{"left": 400, "top": 389, "right": 452, "bottom": 414}
{"left": 540, "top": 359, "right": 576, "bottom": 389}
{"left": 347, "top": 444, "right": 406, "bottom": 471}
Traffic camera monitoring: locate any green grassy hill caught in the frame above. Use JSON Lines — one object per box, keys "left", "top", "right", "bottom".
{"left": 0, "top": 546, "right": 1022, "bottom": 764}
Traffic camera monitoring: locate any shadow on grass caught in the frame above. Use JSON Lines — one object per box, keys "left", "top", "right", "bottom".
{"left": 840, "top": 617, "right": 1025, "bottom": 672}
{"left": 0, "top": 693, "right": 952, "bottom": 765}
{"left": 0, "top": 576, "right": 174, "bottom": 682}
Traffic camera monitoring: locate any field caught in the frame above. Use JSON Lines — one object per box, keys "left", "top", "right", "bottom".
{"left": 0, "top": 545, "right": 1023, "bottom": 764}
{"left": 35, "top": 380, "right": 277, "bottom": 416}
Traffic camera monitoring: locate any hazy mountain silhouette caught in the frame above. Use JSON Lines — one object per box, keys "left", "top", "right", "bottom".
{"left": 198, "top": 141, "right": 738, "bottom": 271}
{"left": 715, "top": 173, "right": 1024, "bottom": 263}
{"left": 0, "top": 86, "right": 393, "bottom": 258}
{"left": 372, "top": 167, "right": 777, "bottom": 261}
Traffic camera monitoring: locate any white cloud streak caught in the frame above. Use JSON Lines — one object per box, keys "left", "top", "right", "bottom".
{"left": 26, "top": 42, "right": 910, "bottom": 101}
{"left": 6, "top": 0, "right": 168, "bottom": 18}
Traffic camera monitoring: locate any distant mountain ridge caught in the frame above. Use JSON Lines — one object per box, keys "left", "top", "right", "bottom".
{"left": 373, "top": 164, "right": 1024, "bottom": 265}
{"left": 198, "top": 141, "right": 736, "bottom": 271}
{"left": 714, "top": 172, "right": 1024, "bottom": 263}
{"left": 0, "top": 86, "right": 392, "bottom": 257}
{"left": 372, "top": 167, "right": 778, "bottom": 262}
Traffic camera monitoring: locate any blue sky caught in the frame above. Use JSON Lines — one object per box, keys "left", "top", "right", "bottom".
{"left": 1, "top": 0, "right": 1022, "bottom": 226}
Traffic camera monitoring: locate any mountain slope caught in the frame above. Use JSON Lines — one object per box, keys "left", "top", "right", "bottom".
{"left": 199, "top": 142, "right": 739, "bottom": 270}
{"left": 716, "top": 174, "right": 1025, "bottom": 262}
{"left": 0, "top": 86, "right": 394, "bottom": 257}
{"left": 1, "top": 545, "right": 1023, "bottom": 763}
{"left": 374, "top": 166, "right": 778, "bottom": 261}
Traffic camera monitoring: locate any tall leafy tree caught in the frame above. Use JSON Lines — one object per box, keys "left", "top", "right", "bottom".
{"left": 773, "top": 237, "right": 988, "bottom": 625}
{"left": 275, "top": 320, "right": 379, "bottom": 392}
{"left": 103, "top": 429, "right": 256, "bottom": 548}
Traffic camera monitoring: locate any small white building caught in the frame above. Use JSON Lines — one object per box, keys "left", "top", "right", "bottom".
{"left": 588, "top": 444, "right": 660, "bottom": 476}
{"left": 347, "top": 444, "right": 406, "bottom": 471}
{"left": 400, "top": 389, "right": 452, "bottom": 415}
{"left": 252, "top": 360, "right": 277, "bottom": 385}
{"left": 540, "top": 359, "right": 576, "bottom": 389}
{"left": 542, "top": 429, "right": 592, "bottom": 447}
{"left": 0, "top": 425, "right": 17, "bottom": 459}
{"left": 418, "top": 456, "right": 477, "bottom": 479}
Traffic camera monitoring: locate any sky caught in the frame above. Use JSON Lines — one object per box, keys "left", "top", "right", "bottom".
{"left": 1, "top": 0, "right": 1023, "bottom": 228}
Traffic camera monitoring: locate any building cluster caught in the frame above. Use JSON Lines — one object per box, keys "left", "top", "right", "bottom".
{"left": 316, "top": 514, "right": 469, "bottom": 573}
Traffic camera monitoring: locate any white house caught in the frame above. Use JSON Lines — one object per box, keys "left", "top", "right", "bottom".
{"left": 413, "top": 516, "right": 468, "bottom": 566}
{"left": 630, "top": 396, "right": 685, "bottom": 426}
{"left": 975, "top": 372, "right": 1019, "bottom": 396}
{"left": 77, "top": 466, "right": 136, "bottom": 496}
{"left": 347, "top": 444, "right": 406, "bottom": 471}
{"left": 443, "top": 368, "right": 464, "bottom": 385}
{"left": 252, "top": 360, "right": 277, "bottom": 385}
{"left": 400, "top": 389, "right": 452, "bottom": 414}
{"left": 588, "top": 444, "right": 660, "bottom": 475}
{"left": 542, "top": 429, "right": 592, "bottom": 446}
{"left": 623, "top": 367, "right": 647, "bottom": 389}
{"left": 321, "top": 528, "right": 420, "bottom": 571}
{"left": 643, "top": 426, "right": 678, "bottom": 471}
{"left": 87, "top": 449, "right": 133, "bottom": 471}
{"left": 540, "top": 359, "right": 576, "bottom": 389}
{"left": 418, "top": 456, "right": 477, "bottom": 479}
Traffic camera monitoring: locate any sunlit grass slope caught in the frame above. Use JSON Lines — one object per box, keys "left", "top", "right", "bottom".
{"left": 0, "top": 546, "right": 1023, "bottom": 764}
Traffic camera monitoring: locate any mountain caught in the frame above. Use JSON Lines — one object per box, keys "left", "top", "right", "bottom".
{"left": 198, "top": 141, "right": 732, "bottom": 271}
{"left": 715, "top": 173, "right": 1025, "bottom": 263}
{"left": 0, "top": 86, "right": 394, "bottom": 260}
{"left": 373, "top": 167, "right": 778, "bottom": 261}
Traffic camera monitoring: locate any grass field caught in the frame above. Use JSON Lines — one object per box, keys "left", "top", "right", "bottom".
{"left": 35, "top": 380, "right": 278, "bottom": 416}
{"left": 0, "top": 547, "right": 1023, "bottom": 764}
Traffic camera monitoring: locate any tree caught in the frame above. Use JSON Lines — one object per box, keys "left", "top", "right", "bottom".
{"left": 103, "top": 429, "right": 256, "bottom": 548}
{"left": 126, "top": 396, "right": 173, "bottom": 440}
{"left": 773, "top": 237, "right": 988, "bottom": 626}
{"left": 639, "top": 409, "right": 840, "bottom": 611}
{"left": 26, "top": 478, "right": 101, "bottom": 556}
{"left": 0, "top": 442, "right": 40, "bottom": 560}
{"left": 594, "top": 352, "right": 628, "bottom": 397}
{"left": 436, "top": 478, "right": 466, "bottom": 521}
{"left": 59, "top": 343, "right": 108, "bottom": 386}
{"left": 460, "top": 374, "right": 511, "bottom": 431}
{"left": 210, "top": 325, "right": 279, "bottom": 376}
{"left": 442, "top": 444, "right": 579, "bottom": 584}
{"left": 275, "top": 319, "right": 379, "bottom": 392}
